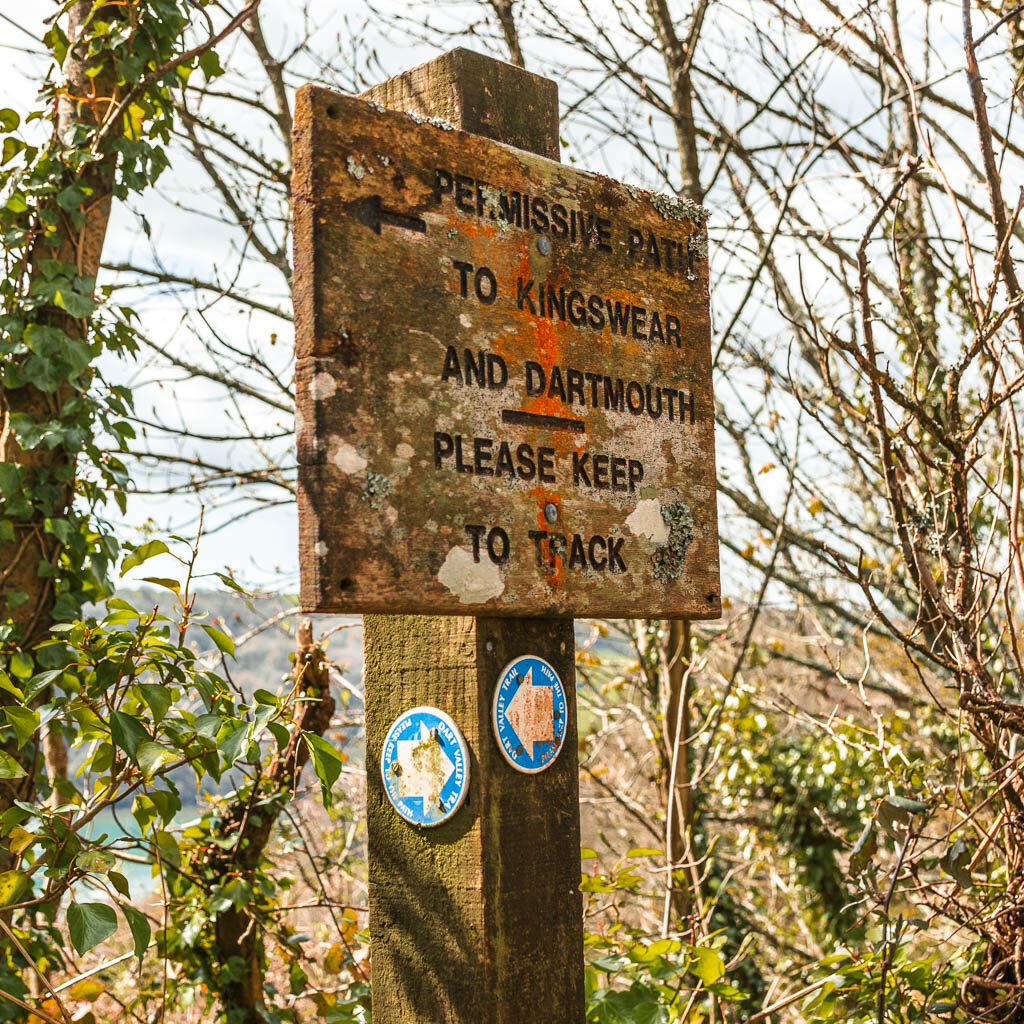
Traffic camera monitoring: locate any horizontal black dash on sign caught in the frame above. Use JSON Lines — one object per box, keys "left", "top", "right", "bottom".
{"left": 502, "top": 409, "right": 586, "bottom": 433}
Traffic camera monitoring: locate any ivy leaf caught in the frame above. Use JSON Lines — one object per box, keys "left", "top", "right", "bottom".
{"left": 119, "top": 903, "right": 151, "bottom": 965}
{"left": 67, "top": 902, "right": 117, "bottom": 955}
{"left": 110, "top": 710, "right": 150, "bottom": 763}
{"left": 304, "top": 734, "right": 345, "bottom": 808}
{"left": 4, "top": 706, "right": 39, "bottom": 749}
{"left": 120, "top": 539, "right": 169, "bottom": 575}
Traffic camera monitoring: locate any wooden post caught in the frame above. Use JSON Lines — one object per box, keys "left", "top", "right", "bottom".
{"left": 361, "top": 51, "right": 585, "bottom": 1024}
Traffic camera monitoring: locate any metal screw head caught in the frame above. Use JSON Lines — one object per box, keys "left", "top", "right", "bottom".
{"left": 544, "top": 502, "right": 558, "bottom": 524}
{"left": 537, "top": 235, "right": 551, "bottom": 255}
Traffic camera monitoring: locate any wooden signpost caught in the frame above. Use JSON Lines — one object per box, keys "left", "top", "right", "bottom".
{"left": 292, "top": 47, "right": 718, "bottom": 1023}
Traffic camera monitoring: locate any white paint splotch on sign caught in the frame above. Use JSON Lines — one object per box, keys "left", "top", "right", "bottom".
{"left": 626, "top": 499, "right": 670, "bottom": 546}
{"left": 437, "top": 546, "right": 504, "bottom": 603}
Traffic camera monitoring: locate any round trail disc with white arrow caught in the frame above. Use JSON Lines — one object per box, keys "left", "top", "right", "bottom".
{"left": 380, "top": 706, "right": 470, "bottom": 827}
{"left": 492, "top": 655, "right": 568, "bottom": 774}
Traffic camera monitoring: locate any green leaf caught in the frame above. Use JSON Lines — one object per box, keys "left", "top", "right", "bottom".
{"left": 1, "top": 136, "right": 24, "bottom": 165}
{"left": 0, "top": 752, "right": 27, "bottom": 780}
{"left": 886, "top": 795, "right": 929, "bottom": 814}
{"left": 67, "top": 902, "right": 118, "bottom": 955}
{"left": 0, "top": 673, "right": 23, "bottom": 701}
{"left": 940, "top": 838, "right": 972, "bottom": 889}
{"left": 218, "top": 721, "right": 250, "bottom": 766}
{"left": 141, "top": 577, "right": 180, "bottom": 593}
{"left": 121, "top": 539, "right": 170, "bottom": 575}
{"left": 198, "top": 49, "right": 224, "bottom": 80}
{"left": 4, "top": 706, "right": 39, "bottom": 750}
{"left": 690, "top": 946, "right": 725, "bottom": 985}
{"left": 154, "top": 830, "right": 181, "bottom": 869}
{"left": 136, "top": 740, "right": 175, "bottom": 780}
{"left": 108, "top": 871, "right": 131, "bottom": 899}
{"left": 201, "top": 624, "right": 235, "bottom": 656}
{"left": 120, "top": 903, "right": 151, "bottom": 965}
{"left": 110, "top": 710, "right": 150, "bottom": 762}
{"left": 304, "top": 734, "right": 345, "bottom": 808}
{"left": 139, "top": 683, "right": 171, "bottom": 723}
{"left": 0, "top": 870, "right": 29, "bottom": 907}
{"left": 849, "top": 819, "right": 877, "bottom": 876}
{"left": 9, "top": 652, "right": 33, "bottom": 680}
{"left": 0, "top": 108, "right": 19, "bottom": 132}
{"left": 627, "top": 847, "right": 663, "bottom": 858}
{"left": 267, "top": 721, "right": 290, "bottom": 750}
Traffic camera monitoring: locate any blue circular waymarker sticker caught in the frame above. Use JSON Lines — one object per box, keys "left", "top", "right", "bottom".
{"left": 380, "top": 706, "right": 470, "bottom": 827}
{"left": 492, "top": 655, "right": 567, "bottom": 774}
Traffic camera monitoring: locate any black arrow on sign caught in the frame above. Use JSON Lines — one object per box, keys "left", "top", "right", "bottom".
{"left": 347, "top": 195, "right": 427, "bottom": 235}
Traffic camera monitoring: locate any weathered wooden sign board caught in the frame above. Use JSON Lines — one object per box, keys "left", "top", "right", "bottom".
{"left": 293, "top": 85, "right": 719, "bottom": 618}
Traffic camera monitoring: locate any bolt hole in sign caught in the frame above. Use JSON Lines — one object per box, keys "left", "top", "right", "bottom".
{"left": 492, "top": 655, "right": 568, "bottom": 773}
{"left": 380, "top": 706, "right": 470, "bottom": 826}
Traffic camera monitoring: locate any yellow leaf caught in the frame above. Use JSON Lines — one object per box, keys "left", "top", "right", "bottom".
{"left": 123, "top": 103, "right": 146, "bottom": 139}
{"left": 806, "top": 497, "right": 824, "bottom": 515}
{"left": 722, "top": 597, "right": 733, "bottom": 610}
{"left": 8, "top": 828, "right": 37, "bottom": 855}
{"left": 767, "top": 638, "right": 784, "bottom": 652}
{"left": 324, "top": 943, "right": 344, "bottom": 974}
{"left": 861, "top": 555, "right": 879, "bottom": 569}
{"left": 68, "top": 978, "right": 105, "bottom": 1002}
{"left": 740, "top": 543, "right": 754, "bottom": 559}
{"left": 758, "top": 463, "right": 776, "bottom": 475}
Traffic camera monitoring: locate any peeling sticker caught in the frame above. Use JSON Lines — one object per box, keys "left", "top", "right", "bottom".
{"left": 626, "top": 499, "right": 670, "bottom": 546}
{"left": 331, "top": 440, "right": 367, "bottom": 474}
{"left": 652, "top": 502, "right": 695, "bottom": 582}
{"left": 438, "top": 546, "right": 504, "bottom": 603}
{"left": 364, "top": 472, "right": 391, "bottom": 508}
{"left": 310, "top": 371, "right": 337, "bottom": 401}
